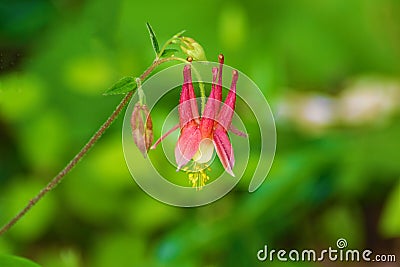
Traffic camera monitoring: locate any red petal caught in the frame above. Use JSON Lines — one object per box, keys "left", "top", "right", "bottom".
{"left": 186, "top": 66, "right": 200, "bottom": 120}
{"left": 200, "top": 67, "right": 219, "bottom": 137}
{"left": 229, "top": 124, "right": 248, "bottom": 138}
{"left": 151, "top": 124, "right": 179, "bottom": 150}
{"left": 179, "top": 65, "right": 199, "bottom": 128}
{"left": 215, "top": 54, "right": 224, "bottom": 105}
{"left": 175, "top": 124, "right": 201, "bottom": 170}
{"left": 213, "top": 128, "right": 235, "bottom": 176}
{"left": 216, "top": 70, "right": 238, "bottom": 131}
{"left": 179, "top": 70, "right": 190, "bottom": 127}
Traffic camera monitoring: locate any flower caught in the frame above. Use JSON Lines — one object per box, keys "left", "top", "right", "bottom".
{"left": 152, "top": 55, "right": 245, "bottom": 188}
{"left": 131, "top": 102, "right": 153, "bottom": 158}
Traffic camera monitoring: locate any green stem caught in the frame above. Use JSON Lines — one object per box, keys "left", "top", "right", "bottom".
{"left": 136, "top": 78, "right": 145, "bottom": 105}
{"left": 191, "top": 66, "right": 206, "bottom": 113}
{"left": 156, "top": 30, "right": 185, "bottom": 59}
{"left": 0, "top": 56, "right": 186, "bottom": 236}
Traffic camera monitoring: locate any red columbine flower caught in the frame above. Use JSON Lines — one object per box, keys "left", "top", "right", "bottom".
{"left": 152, "top": 55, "right": 244, "bottom": 188}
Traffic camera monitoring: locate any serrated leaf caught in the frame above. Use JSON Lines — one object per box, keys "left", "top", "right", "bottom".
{"left": 103, "top": 77, "right": 137, "bottom": 95}
{"left": 0, "top": 255, "right": 42, "bottom": 267}
{"left": 146, "top": 22, "right": 159, "bottom": 55}
{"left": 161, "top": 48, "right": 179, "bottom": 58}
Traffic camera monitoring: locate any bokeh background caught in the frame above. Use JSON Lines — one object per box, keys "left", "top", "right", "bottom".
{"left": 1, "top": 0, "right": 399, "bottom": 266}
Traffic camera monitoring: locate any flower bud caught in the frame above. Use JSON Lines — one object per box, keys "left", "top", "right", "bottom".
{"left": 131, "top": 102, "right": 153, "bottom": 158}
{"left": 180, "top": 37, "right": 207, "bottom": 61}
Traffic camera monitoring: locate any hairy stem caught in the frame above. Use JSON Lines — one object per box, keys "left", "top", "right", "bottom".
{"left": 0, "top": 56, "right": 184, "bottom": 236}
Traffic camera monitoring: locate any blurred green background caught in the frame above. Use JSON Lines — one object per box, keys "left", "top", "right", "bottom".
{"left": 0, "top": 0, "right": 399, "bottom": 266}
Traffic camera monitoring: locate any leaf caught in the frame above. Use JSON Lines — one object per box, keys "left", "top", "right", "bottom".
{"left": 173, "top": 29, "right": 186, "bottom": 39}
{"left": 379, "top": 181, "right": 400, "bottom": 237}
{"left": 103, "top": 77, "right": 137, "bottom": 95}
{"left": 161, "top": 48, "right": 178, "bottom": 58}
{"left": 0, "top": 255, "right": 42, "bottom": 267}
{"left": 146, "top": 22, "right": 159, "bottom": 55}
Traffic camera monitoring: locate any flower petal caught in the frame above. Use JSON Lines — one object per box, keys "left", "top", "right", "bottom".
{"left": 216, "top": 70, "right": 238, "bottom": 131}
{"left": 229, "top": 124, "right": 248, "bottom": 138}
{"left": 179, "top": 65, "right": 199, "bottom": 128}
{"left": 200, "top": 67, "right": 219, "bottom": 137}
{"left": 186, "top": 65, "right": 200, "bottom": 120}
{"left": 213, "top": 128, "right": 235, "bottom": 176}
{"left": 192, "top": 138, "right": 214, "bottom": 164}
{"left": 175, "top": 124, "right": 201, "bottom": 170}
{"left": 151, "top": 124, "right": 179, "bottom": 150}
{"left": 215, "top": 54, "right": 224, "bottom": 106}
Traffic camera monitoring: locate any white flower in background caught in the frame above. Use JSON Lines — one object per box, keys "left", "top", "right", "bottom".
{"left": 298, "top": 95, "right": 336, "bottom": 128}
{"left": 275, "top": 77, "right": 400, "bottom": 133}
{"left": 275, "top": 93, "right": 336, "bottom": 133}
{"left": 338, "top": 79, "right": 400, "bottom": 125}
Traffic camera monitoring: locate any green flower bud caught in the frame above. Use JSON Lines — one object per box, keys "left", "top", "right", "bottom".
{"left": 180, "top": 37, "right": 207, "bottom": 61}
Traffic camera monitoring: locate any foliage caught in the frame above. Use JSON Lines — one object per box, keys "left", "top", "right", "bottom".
{"left": 0, "top": 255, "right": 41, "bottom": 267}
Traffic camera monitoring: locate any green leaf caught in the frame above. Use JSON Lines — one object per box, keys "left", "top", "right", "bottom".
{"left": 0, "top": 255, "right": 42, "bottom": 267}
{"left": 103, "top": 77, "right": 137, "bottom": 95}
{"left": 146, "top": 22, "right": 159, "bottom": 55}
{"left": 161, "top": 48, "right": 178, "bottom": 58}
{"left": 379, "top": 181, "right": 400, "bottom": 237}
{"left": 173, "top": 29, "right": 186, "bottom": 39}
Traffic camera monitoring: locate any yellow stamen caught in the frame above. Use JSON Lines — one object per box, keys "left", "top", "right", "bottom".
{"left": 184, "top": 162, "right": 211, "bottom": 190}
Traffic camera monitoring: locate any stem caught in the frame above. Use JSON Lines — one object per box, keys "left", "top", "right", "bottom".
{"left": 156, "top": 30, "right": 185, "bottom": 59}
{"left": 0, "top": 56, "right": 185, "bottom": 236}
{"left": 136, "top": 78, "right": 144, "bottom": 105}
{"left": 190, "top": 66, "right": 206, "bottom": 113}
